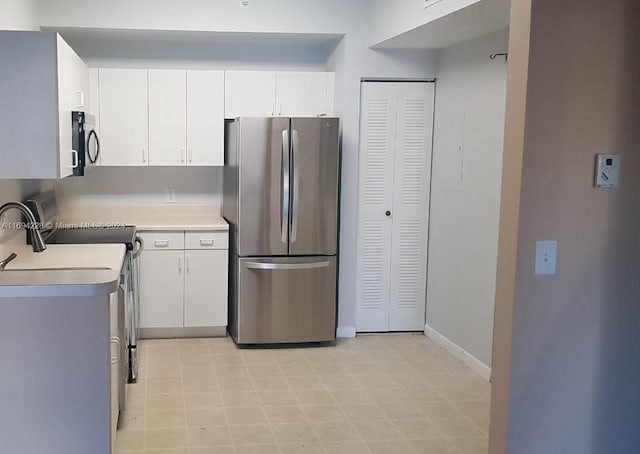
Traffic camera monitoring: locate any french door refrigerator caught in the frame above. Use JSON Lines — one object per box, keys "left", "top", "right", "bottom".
{"left": 224, "top": 117, "right": 340, "bottom": 345}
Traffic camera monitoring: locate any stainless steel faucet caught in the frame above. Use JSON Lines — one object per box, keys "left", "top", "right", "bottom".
{"left": 0, "top": 202, "right": 47, "bottom": 253}
{"left": 0, "top": 252, "right": 17, "bottom": 271}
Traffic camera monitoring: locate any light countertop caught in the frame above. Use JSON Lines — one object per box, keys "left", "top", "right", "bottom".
{"left": 0, "top": 204, "right": 226, "bottom": 296}
{"left": 59, "top": 204, "right": 229, "bottom": 232}
{"left": 0, "top": 238, "right": 125, "bottom": 297}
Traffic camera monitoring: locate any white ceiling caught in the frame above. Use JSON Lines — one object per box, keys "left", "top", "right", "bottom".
{"left": 46, "top": 27, "right": 344, "bottom": 63}
{"left": 373, "top": 0, "right": 510, "bottom": 49}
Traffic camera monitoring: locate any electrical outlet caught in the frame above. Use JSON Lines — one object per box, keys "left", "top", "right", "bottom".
{"left": 166, "top": 188, "right": 176, "bottom": 204}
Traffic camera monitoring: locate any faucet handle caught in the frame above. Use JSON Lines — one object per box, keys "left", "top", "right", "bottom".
{"left": 0, "top": 252, "right": 18, "bottom": 271}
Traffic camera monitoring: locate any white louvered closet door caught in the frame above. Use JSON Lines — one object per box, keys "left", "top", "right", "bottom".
{"left": 389, "top": 83, "right": 434, "bottom": 331}
{"left": 356, "top": 81, "right": 434, "bottom": 332}
{"left": 356, "top": 83, "right": 398, "bottom": 332}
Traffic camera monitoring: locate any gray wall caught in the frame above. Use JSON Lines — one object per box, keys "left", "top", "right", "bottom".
{"left": 502, "top": 0, "right": 640, "bottom": 452}
{"left": 0, "top": 0, "right": 52, "bottom": 238}
{"left": 427, "top": 29, "right": 508, "bottom": 368}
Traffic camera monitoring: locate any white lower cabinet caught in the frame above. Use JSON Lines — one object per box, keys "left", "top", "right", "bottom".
{"left": 139, "top": 231, "right": 228, "bottom": 331}
{"left": 139, "top": 249, "right": 185, "bottom": 328}
{"left": 184, "top": 250, "right": 228, "bottom": 327}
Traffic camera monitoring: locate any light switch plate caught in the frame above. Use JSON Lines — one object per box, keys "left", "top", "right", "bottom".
{"left": 595, "top": 154, "right": 620, "bottom": 188}
{"left": 535, "top": 241, "right": 557, "bottom": 275}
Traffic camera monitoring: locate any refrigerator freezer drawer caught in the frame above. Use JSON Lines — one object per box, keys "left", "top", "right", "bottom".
{"left": 235, "top": 256, "right": 337, "bottom": 344}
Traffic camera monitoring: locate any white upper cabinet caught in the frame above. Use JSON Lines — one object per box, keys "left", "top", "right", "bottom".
{"left": 187, "top": 70, "right": 225, "bottom": 166}
{"left": 276, "top": 72, "right": 335, "bottom": 117}
{"left": 99, "top": 68, "right": 149, "bottom": 166}
{"left": 225, "top": 71, "right": 277, "bottom": 118}
{"left": 225, "top": 71, "right": 335, "bottom": 119}
{"left": 98, "top": 68, "right": 225, "bottom": 167}
{"left": 0, "top": 31, "right": 88, "bottom": 179}
{"left": 56, "top": 35, "right": 90, "bottom": 178}
{"left": 148, "top": 69, "right": 187, "bottom": 166}
{"left": 87, "top": 68, "right": 101, "bottom": 166}
{"left": 92, "top": 68, "right": 334, "bottom": 167}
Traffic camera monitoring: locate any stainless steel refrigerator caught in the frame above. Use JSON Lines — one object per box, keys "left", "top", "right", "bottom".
{"left": 223, "top": 117, "right": 340, "bottom": 345}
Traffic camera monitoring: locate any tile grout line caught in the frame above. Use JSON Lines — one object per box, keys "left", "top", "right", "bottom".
{"left": 242, "top": 347, "right": 282, "bottom": 453}
{"left": 142, "top": 341, "right": 148, "bottom": 453}
{"left": 273, "top": 347, "right": 330, "bottom": 453}
{"left": 322, "top": 343, "right": 374, "bottom": 454}
{"left": 208, "top": 337, "right": 232, "bottom": 453}
{"left": 175, "top": 339, "right": 189, "bottom": 454}
{"left": 399, "top": 340, "right": 465, "bottom": 454}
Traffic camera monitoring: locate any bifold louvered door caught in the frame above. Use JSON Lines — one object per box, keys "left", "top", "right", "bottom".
{"left": 356, "top": 82, "right": 435, "bottom": 332}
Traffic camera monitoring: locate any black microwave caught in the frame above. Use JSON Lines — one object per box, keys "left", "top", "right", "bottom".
{"left": 71, "top": 111, "right": 100, "bottom": 177}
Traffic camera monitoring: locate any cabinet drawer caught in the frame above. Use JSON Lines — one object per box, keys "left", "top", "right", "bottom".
{"left": 185, "top": 231, "right": 228, "bottom": 250}
{"left": 140, "top": 231, "right": 185, "bottom": 250}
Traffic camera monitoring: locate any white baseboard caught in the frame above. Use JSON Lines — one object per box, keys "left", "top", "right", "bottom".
{"left": 424, "top": 324, "right": 492, "bottom": 382}
{"left": 140, "top": 326, "right": 227, "bottom": 339}
{"left": 336, "top": 326, "right": 356, "bottom": 338}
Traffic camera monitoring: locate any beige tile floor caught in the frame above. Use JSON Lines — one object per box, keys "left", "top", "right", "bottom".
{"left": 116, "top": 334, "right": 490, "bottom": 454}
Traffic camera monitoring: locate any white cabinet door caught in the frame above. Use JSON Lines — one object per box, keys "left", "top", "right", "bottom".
{"left": 56, "top": 35, "right": 88, "bottom": 178}
{"left": 87, "top": 68, "right": 101, "bottom": 166}
{"left": 99, "top": 68, "right": 149, "bottom": 166}
{"left": 149, "top": 69, "right": 187, "bottom": 166}
{"left": 109, "top": 292, "right": 119, "bottom": 447}
{"left": 139, "top": 250, "right": 185, "bottom": 328}
{"left": 356, "top": 81, "right": 434, "bottom": 333}
{"left": 388, "top": 83, "right": 434, "bottom": 331}
{"left": 225, "top": 71, "right": 277, "bottom": 118}
{"left": 187, "top": 70, "right": 225, "bottom": 166}
{"left": 355, "top": 83, "right": 398, "bottom": 332}
{"left": 184, "top": 250, "right": 228, "bottom": 327}
{"left": 276, "top": 72, "right": 334, "bottom": 117}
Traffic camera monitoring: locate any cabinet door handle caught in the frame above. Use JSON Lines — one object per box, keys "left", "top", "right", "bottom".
{"left": 186, "top": 254, "right": 191, "bottom": 273}
{"left": 70, "top": 150, "right": 79, "bottom": 168}
{"left": 178, "top": 255, "right": 183, "bottom": 273}
{"left": 278, "top": 101, "right": 283, "bottom": 116}
{"left": 188, "top": 148, "right": 193, "bottom": 164}
{"left": 75, "top": 90, "right": 85, "bottom": 108}
{"left": 142, "top": 148, "right": 146, "bottom": 164}
{"left": 154, "top": 239, "right": 170, "bottom": 247}
{"left": 181, "top": 148, "right": 185, "bottom": 164}
{"left": 110, "top": 337, "right": 120, "bottom": 364}
{"left": 200, "top": 239, "right": 214, "bottom": 246}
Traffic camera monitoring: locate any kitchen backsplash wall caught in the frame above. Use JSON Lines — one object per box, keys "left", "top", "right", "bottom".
{"left": 56, "top": 167, "right": 222, "bottom": 207}
{"left": 0, "top": 180, "right": 55, "bottom": 239}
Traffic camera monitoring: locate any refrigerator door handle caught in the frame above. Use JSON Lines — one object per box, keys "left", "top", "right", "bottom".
{"left": 281, "top": 129, "right": 290, "bottom": 244}
{"left": 245, "top": 261, "right": 331, "bottom": 271}
{"left": 291, "top": 129, "right": 300, "bottom": 243}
